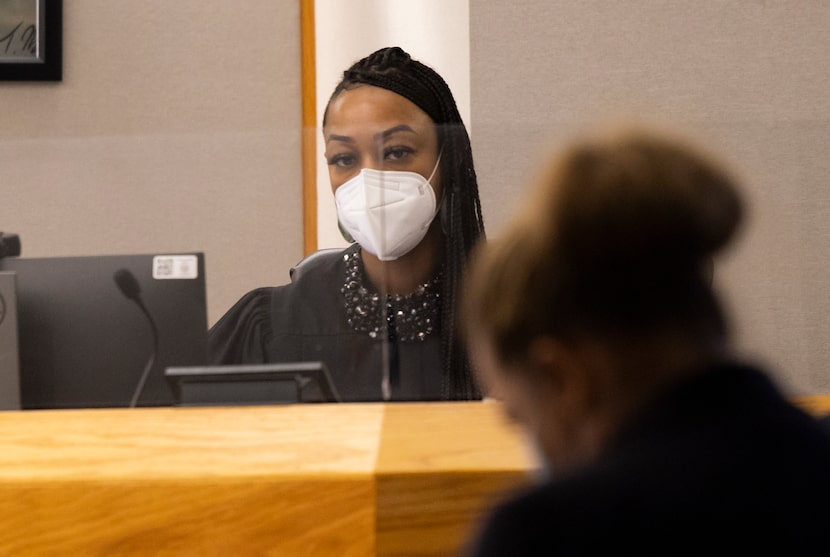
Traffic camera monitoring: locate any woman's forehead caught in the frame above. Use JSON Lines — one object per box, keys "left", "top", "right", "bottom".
{"left": 325, "top": 85, "right": 435, "bottom": 135}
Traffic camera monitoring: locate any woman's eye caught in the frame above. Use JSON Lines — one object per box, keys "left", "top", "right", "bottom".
{"left": 327, "top": 153, "right": 355, "bottom": 168}
{"left": 384, "top": 146, "right": 414, "bottom": 162}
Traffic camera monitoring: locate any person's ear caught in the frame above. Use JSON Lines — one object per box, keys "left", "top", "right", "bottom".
{"left": 439, "top": 190, "right": 450, "bottom": 236}
{"left": 525, "top": 337, "right": 568, "bottom": 394}
{"left": 526, "top": 337, "right": 594, "bottom": 416}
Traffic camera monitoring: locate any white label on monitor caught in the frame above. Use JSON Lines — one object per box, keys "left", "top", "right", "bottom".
{"left": 152, "top": 255, "right": 198, "bottom": 279}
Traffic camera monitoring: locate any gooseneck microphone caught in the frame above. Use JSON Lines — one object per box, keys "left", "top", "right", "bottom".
{"left": 114, "top": 268, "right": 159, "bottom": 408}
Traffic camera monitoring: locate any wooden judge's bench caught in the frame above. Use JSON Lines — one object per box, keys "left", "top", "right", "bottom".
{"left": 0, "top": 401, "right": 535, "bottom": 556}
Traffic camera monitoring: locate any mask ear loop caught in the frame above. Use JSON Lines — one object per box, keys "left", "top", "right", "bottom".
{"left": 426, "top": 148, "right": 443, "bottom": 184}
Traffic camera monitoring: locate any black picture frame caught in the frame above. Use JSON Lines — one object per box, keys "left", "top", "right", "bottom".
{"left": 0, "top": 0, "right": 62, "bottom": 81}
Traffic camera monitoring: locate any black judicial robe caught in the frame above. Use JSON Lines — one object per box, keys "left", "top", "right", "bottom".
{"left": 208, "top": 244, "right": 443, "bottom": 402}
{"left": 465, "top": 362, "right": 830, "bottom": 556}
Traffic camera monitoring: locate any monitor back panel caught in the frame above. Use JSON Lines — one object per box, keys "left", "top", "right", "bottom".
{"left": 0, "top": 253, "right": 208, "bottom": 409}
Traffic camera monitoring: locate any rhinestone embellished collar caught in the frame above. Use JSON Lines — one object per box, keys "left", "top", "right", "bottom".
{"left": 341, "top": 249, "right": 441, "bottom": 342}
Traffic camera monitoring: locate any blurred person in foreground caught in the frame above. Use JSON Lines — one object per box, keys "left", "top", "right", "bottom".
{"left": 461, "top": 126, "right": 830, "bottom": 555}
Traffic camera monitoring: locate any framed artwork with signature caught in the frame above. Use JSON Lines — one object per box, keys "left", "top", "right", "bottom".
{"left": 0, "top": 0, "right": 61, "bottom": 81}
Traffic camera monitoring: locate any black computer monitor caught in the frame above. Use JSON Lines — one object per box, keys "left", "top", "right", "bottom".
{"left": 165, "top": 362, "right": 342, "bottom": 406}
{"left": 0, "top": 253, "right": 208, "bottom": 409}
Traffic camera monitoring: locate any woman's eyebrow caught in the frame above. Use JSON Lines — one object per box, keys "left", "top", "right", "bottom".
{"left": 325, "top": 125, "right": 416, "bottom": 146}
{"left": 376, "top": 124, "right": 416, "bottom": 141}
{"left": 325, "top": 133, "right": 354, "bottom": 145}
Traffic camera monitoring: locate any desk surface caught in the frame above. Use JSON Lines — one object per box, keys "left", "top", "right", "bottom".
{"left": 3, "top": 396, "right": 826, "bottom": 556}
{"left": 0, "top": 401, "right": 534, "bottom": 556}
{"left": 792, "top": 395, "right": 830, "bottom": 416}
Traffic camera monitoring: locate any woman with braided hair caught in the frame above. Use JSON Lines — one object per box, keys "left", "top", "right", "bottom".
{"left": 209, "top": 47, "right": 486, "bottom": 401}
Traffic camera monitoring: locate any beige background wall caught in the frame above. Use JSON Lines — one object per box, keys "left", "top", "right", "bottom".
{"left": 3, "top": 1, "right": 829, "bottom": 396}
{"left": 469, "top": 1, "right": 830, "bottom": 395}
{"left": 0, "top": 1, "right": 303, "bottom": 327}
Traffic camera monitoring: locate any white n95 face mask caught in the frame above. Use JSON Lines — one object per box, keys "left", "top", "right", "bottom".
{"left": 335, "top": 156, "right": 440, "bottom": 261}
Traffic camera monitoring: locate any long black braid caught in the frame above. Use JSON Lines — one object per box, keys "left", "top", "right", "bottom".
{"left": 323, "top": 47, "right": 486, "bottom": 400}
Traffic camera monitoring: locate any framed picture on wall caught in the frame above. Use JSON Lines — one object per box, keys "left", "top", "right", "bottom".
{"left": 0, "top": 0, "right": 62, "bottom": 81}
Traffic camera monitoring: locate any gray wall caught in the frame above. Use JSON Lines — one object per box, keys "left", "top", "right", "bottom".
{"left": 0, "top": 1, "right": 303, "bottom": 327}
{"left": 4, "top": 1, "right": 828, "bottom": 396}
{"left": 470, "top": 1, "right": 830, "bottom": 395}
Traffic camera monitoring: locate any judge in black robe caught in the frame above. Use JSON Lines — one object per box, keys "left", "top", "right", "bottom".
{"left": 208, "top": 244, "right": 443, "bottom": 402}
